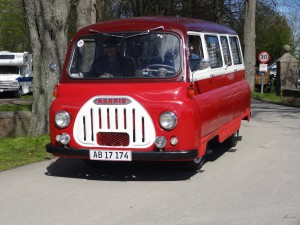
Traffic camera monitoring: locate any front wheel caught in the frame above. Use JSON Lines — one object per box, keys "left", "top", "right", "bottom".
{"left": 14, "top": 88, "right": 23, "bottom": 98}
{"left": 181, "top": 144, "right": 208, "bottom": 171}
{"left": 182, "top": 155, "right": 205, "bottom": 171}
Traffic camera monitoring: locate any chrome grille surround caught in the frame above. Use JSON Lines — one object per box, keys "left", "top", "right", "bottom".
{"left": 73, "top": 96, "right": 156, "bottom": 148}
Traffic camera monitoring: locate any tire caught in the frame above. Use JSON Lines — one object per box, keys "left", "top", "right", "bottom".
{"left": 223, "top": 130, "right": 239, "bottom": 148}
{"left": 181, "top": 144, "right": 208, "bottom": 171}
{"left": 14, "top": 88, "right": 23, "bottom": 98}
{"left": 182, "top": 155, "right": 205, "bottom": 171}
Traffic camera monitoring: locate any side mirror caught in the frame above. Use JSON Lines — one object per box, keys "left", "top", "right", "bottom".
{"left": 49, "top": 63, "right": 57, "bottom": 72}
{"left": 200, "top": 59, "right": 210, "bottom": 69}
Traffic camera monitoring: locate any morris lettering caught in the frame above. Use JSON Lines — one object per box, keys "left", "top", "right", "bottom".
{"left": 94, "top": 98, "right": 130, "bottom": 105}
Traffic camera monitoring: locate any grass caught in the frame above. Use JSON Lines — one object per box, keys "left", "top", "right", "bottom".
{"left": 251, "top": 90, "right": 300, "bottom": 108}
{"left": 0, "top": 135, "right": 51, "bottom": 171}
{"left": 0, "top": 94, "right": 33, "bottom": 111}
{"left": 0, "top": 103, "right": 32, "bottom": 111}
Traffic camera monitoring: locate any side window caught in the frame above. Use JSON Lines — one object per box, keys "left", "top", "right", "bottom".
{"left": 188, "top": 35, "right": 203, "bottom": 71}
{"left": 204, "top": 35, "right": 223, "bottom": 68}
{"left": 220, "top": 36, "right": 232, "bottom": 66}
{"left": 229, "top": 36, "right": 242, "bottom": 65}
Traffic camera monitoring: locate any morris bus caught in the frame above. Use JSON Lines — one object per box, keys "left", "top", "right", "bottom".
{"left": 46, "top": 17, "right": 251, "bottom": 171}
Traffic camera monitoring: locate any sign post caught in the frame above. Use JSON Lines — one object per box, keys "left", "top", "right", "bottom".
{"left": 258, "top": 51, "right": 270, "bottom": 94}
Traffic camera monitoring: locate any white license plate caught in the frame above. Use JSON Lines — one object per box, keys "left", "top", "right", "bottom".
{"left": 90, "top": 150, "right": 132, "bottom": 161}
{"left": 0, "top": 89, "right": 3, "bottom": 92}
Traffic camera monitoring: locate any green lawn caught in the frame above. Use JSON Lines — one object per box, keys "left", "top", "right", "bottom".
{"left": 0, "top": 103, "right": 32, "bottom": 111}
{"left": 251, "top": 90, "right": 300, "bottom": 108}
{"left": 0, "top": 135, "right": 51, "bottom": 171}
{"left": 0, "top": 95, "right": 33, "bottom": 111}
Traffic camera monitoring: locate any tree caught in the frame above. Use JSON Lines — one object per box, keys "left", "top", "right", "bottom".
{"left": 255, "top": 5, "right": 292, "bottom": 63}
{"left": 0, "top": 0, "right": 31, "bottom": 51}
{"left": 23, "top": 0, "right": 98, "bottom": 136}
{"left": 23, "top": 0, "right": 71, "bottom": 136}
{"left": 75, "top": 0, "right": 97, "bottom": 30}
{"left": 243, "top": 0, "right": 257, "bottom": 90}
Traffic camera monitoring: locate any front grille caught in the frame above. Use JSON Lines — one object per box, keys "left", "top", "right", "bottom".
{"left": 0, "top": 81, "right": 17, "bottom": 89}
{"left": 73, "top": 96, "right": 156, "bottom": 148}
{"left": 97, "top": 132, "right": 129, "bottom": 146}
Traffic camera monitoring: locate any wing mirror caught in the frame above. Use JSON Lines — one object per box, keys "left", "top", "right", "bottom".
{"left": 200, "top": 59, "right": 210, "bottom": 69}
{"left": 49, "top": 63, "right": 57, "bottom": 72}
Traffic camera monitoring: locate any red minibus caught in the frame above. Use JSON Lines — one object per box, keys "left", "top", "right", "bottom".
{"left": 46, "top": 17, "right": 251, "bottom": 171}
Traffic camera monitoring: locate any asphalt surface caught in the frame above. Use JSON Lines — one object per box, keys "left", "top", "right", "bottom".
{"left": 0, "top": 99, "right": 300, "bottom": 225}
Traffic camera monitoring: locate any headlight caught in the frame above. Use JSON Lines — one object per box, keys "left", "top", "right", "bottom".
{"left": 55, "top": 111, "right": 70, "bottom": 128}
{"left": 160, "top": 111, "right": 177, "bottom": 130}
{"left": 11, "top": 81, "right": 19, "bottom": 87}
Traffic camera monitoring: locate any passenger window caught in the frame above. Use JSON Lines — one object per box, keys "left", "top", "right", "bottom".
{"left": 229, "top": 36, "right": 242, "bottom": 65}
{"left": 204, "top": 35, "right": 223, "bottom": 68}
{"left": 188, "top": 35, "right": 203, "bottom": 71}
{"left": 220, "top": 36, "right": 232, "bottom": 66}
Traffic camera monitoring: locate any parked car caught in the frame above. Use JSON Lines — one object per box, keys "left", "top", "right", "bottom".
{"left": 255, "top": 70, "right": 272, "bottom": 92}
{"left": 269, "top": 63, "right": 277, "bottom": 80}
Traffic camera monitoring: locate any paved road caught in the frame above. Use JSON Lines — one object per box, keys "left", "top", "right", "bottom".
{"left": 1, "top": 100, "right": 300, "bottom": 225}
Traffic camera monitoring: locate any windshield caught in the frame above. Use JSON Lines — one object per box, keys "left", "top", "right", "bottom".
{"left": 0, "top": 66, "right": 19, "bottom": 75}
{"left": 68, "top": 32, "right": 181, "bottom": 79}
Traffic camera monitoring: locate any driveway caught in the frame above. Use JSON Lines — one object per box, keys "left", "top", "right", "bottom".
{"left": 0, "top": 99, "right": 300, "bottom": 225}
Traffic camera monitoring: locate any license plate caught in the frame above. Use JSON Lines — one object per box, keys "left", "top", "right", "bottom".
{"left": 90, "top": 150, "right": 132, "bottom": 161}
{"left": 0, "top": 89, "right": 3, "bottom": 92}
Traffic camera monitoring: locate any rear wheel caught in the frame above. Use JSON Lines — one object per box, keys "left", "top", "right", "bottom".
{"left": 223, "top": 130, "right": 239, "bottom": 148}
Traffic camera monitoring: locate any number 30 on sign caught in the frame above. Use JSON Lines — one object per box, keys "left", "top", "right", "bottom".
{"left": 258, "top": 51, "right": 270, "bottom": 63}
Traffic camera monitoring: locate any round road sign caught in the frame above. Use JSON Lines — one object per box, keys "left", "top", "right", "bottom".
{"left": 258, "top": 51, "right": 270, "bottom": 63}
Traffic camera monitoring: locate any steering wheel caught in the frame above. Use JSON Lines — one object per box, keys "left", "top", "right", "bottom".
{"left": 143, "top": 64, "right": 176, "bottom": 77}
{"left": 99, "top": 73, "right": 114, "bottom": 78}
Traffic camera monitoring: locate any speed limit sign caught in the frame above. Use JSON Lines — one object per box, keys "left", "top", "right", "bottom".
{"left": 258, "top": 51, "right": 270, "bottom": 63}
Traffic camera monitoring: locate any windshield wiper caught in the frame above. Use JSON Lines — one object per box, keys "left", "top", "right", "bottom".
{"left": 125, "top": 26, "right": 164, "bottom": 38}
{"left": 88, "top": 29, "right": 101, "bottom": 34}
{"left": 88, "top": 26, "right": 164, "bottom": 38}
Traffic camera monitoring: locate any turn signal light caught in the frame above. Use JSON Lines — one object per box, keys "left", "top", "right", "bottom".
{"left": 188, "top": 88, "right": 195, "bottom": 98}
{"left": 53, "top": 85, "right": 59, "bottom": 98}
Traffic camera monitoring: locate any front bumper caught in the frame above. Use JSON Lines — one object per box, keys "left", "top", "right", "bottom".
{"left": 0, "top": 87, "right": 19, "bottom": 92}
{"left": 46, "top": 144, "right": 198, "bottom": 161}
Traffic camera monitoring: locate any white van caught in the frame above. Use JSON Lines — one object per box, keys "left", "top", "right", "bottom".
{"left": 0, "top": 51, "right": 33, "bottom": 97}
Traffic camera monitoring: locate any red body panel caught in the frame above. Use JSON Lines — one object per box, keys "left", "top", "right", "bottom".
{"left": 50, "top": 82, "right": 199, "bottom": 151}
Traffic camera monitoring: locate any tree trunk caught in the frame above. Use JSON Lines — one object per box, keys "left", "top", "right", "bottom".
{"left": 214, "top": 0, "right": 224, "bottom": 24}
{"left": 243, "top": 0, "right": 257, "bottom": 90}
{"left": 23, "top": 0, "right": 71, "bottom": 136}
{"left": 96, "top": 0, "right": 105, "bottom": 21}
{"left": 76, "top": 0, "right": 97, "bottom": 30}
